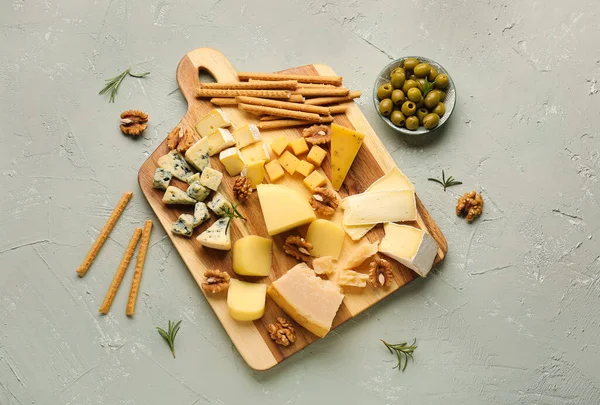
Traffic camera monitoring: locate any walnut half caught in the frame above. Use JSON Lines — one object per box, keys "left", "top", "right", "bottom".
{"left": 309, "top": 187, "right": 339, "bottom": 218}
{"left": 201, "top": 270, "right": 230, "bottom": 294}
{"left": 369, "top": 257, "right": 393, "bottom": 288}
{"left": 283, "top": 236, "right": 312, "bottom": 263}
{"left": 456, "top": 191, "right": 483, "bottom": 222}
{"left": 302, "top": 124, "right": 331, "bottom": 145}
{"left": 233, "top": 176, "right": 253, "bottom": 202}
{"left": 267, "top": 317, "right": 296, "bottom": 346}
{"left": 120, "top": 110, "right": 148, "bottom": 136}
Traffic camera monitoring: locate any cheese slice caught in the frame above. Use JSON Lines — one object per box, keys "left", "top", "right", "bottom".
{"left": 232, "top": 124, "right": 262, "bottom": 148}
{"left": 197, "top": 218, "right": 231, "bottom": 250}
{"left": 185, "top": 137, "right": 210, "bottom": 172}
{"left": 227, "top": 279, "right": 267, "bottom": 321}
{"left": 256, "top": 184, "right": 316, "bottom": 235}
{"left": 219, "top": 147, "right": 246, "bottom": 176}
{"left": 162, "top": 186, "right": 196, "bottom": 205}
{"left": 379, "top": 223, "right": 438, "bottom": 277}
{"left": 267, "top": 263, "right": 344, "bottom": 337}
{"left": 195, "top": 109, "right": 231, "bottom": 138}
{"left": 342, "top": 190, "right": 416, "bottom": 226}
{"left": 207, "top": 128, "right": 236, "bottom": 156}
{"left": 157, "top": 150, "right": 194, "bottom": 182}
{"left": 330, "top": 123, "right": 365, "bottom": 190}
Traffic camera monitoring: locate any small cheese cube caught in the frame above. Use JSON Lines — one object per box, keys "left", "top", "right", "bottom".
{"left": 242, "top": 160, "right": 265, "bottom": 188}
{"left": 195, "top": 109, "right": 231, "bottom": 138}
{"left": 172, "top": 214, "right": 195, "bottom": 237}
{"left": 306, "top": 145, "right": 327, "bottom": 167}
{"left": 153, "top": 168, "right": 172, "bottom": 190}
{"left": 232, "top": 124, "right": 261, "bottom": 148}
{"left": 303, "top": 170, "right": 327, "bottom": 192}
{"left": 207, "top": 128, "right": 236, "bottom": 156}
{"left": 207, "top": 192, "right": 232, "bottom": 216}
{"left": 193, "top": 202, "right": 210, "bottom": 227}
{"left": 265, "top": 160, "right": 285, "bottom": 182}
{"left": 278, "top": 150, "right": 300, "bottom": 175}
{"left": 337, "top": 269, "right": 369, "bottom": 288}
{"left": 186, "top": 173, "right": 200, "bottom": 184}
{"left": 305, "top": 219, "right": 345, "bottom": 260}
{"left": 200, "top": 167, "right": 223, "bottom": 191}
{"left": 233, "top": 235, "right": 272, "bottom": 276}
{"left": 313, "top": 256, "right": 336, "bottom": 276}
{"left": 187, "top": 181, "right": 210, "bottom": 202}
{"left": 295, "top": 160, "right": 314, "bottom": 177}
{"left": 185, "top": 137, "right": 210, "bottom": 172}
{"left": 227, "top": 279, "right": 267, "bottom": 321}
{"left": 197, "top": 217, "right": 231, "bottom": 250}
{"left": 270, "top": 136, "right": 289, "bottom": 156}
{"left": 290, "top": 137, "right": 309, "bottom": 156}
{"left": 240, "top": 141, "right": 270, "bottom": 163}
{"left": 219, "top": 147, "right": 246, "bottom": 176}
{"left": 162, "top": 186, "right": 196, "bottom": 205}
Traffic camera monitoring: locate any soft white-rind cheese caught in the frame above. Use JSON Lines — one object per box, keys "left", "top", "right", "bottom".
{"left": 378, "top": 223, "right": 438, "bottom": 277}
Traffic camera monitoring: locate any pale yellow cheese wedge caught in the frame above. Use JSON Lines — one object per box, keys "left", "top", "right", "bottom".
{"left": 227, "top": 279, "right": 267, "bottom": 321}
{"left": 305, "top": 219, "right": 345, "bottom": 260}
{"left": 233, "top": 235, "right": 272, "bottom": 277}
{"left": 330, "top": 123, "right": 365, "bottom": 190}
{"left": 257, "top": 184, "right": 316, "bottom": 235}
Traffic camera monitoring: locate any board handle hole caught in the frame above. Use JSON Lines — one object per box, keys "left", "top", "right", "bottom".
{"left": 199, "top": 68, "right": 217, "bottom": 84}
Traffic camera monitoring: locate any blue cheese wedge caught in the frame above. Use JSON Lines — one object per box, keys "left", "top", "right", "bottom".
{"left": 172, "top": 214, "right": 195, "bottom": 237}
{"left": 197, "top": 217, "right": 231, "bottom": 250}
{"left": 187, "top": 181, "right": 210, "bottom": 202}
{"left": 193, "top": 202, "right": 210, "bottom": 227}
{"left": 157, "top": 150, "right": 194, "bottom": 182}
{"left": 162, "top": 186, "right": 196, "bottom": 205}
{"left": 200, "top": 167, "right": 223, "bottom": 191}
{"left": 153, "top": 168, "right": 172, "bottom": 190}
{"left": 207, "top": 192, "right": 233, "bottom": 216}
{"left": 185, "top": 137, "right": 210, "bottom": 173}
{"left": 186, "top": 173, "right": 200, "bottom": 184}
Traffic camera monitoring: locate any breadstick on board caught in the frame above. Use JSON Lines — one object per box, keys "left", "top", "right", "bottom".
{"left": 238, "top": 103, "right": 323, "bottom": 122}
{"left": 98, "top": 228, "right": 142, "bottom": 314}
{"left": 237, "top": 72, "right": 343, "bottom": 86}
{"left": 293, "top": 87, "right": 350, "bottom": 97}
{"left": 304, "top": 90, "right": 362, "bottom": 105}
{"left": 259, "top": 115, "right": 283, "bottom": 121}
{"left": 199, "top": 80, "right": 298, "bottom": 90}
{"left": 209, "top": 97, "right": 238, "bottom": 106}
{"left": 76, "top": 191, "right": 133, "bottom": 277}
{"left": 257, "top": 116, "right": 334, "bottom": 130}
{"left": 197, "top": 89, "right": 291, "bottom": 99}
{"left": 235, "top": 96, "right": 331, "bottom": 115}
{"left": 126, "top": 220, "right": 153, "bottom": 316}
{"left": 328, "top": 105, "right": 349, "bottom": 114}
{"left": 296, "top": 83, "right": 336, "bottom": 88}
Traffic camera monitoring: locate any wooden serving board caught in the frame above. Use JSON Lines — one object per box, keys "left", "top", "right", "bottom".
{"left": 138, "top": 48, "right": 447, "bottom": 370}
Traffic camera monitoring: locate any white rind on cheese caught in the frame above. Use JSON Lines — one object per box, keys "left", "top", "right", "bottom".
{"left": 378, "top": 223, "right": 438, "bottom": 277}
{"left": 219, "top": 147, "right": 246, "bottom": 176}
{"left": 232, "top": 124, "right": 262, "bottom": 148}
{"left": 207, "top": 128, "right": 236, "bottom": 156}
{"left": 342, "top": 190, "right": 416, "bottom": 226}
{"left": 162, "top": 186, "right": 196, "bottom": 205}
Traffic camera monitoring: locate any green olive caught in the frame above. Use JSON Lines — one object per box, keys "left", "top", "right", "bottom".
{"left": 427, "top": 66, "right": 439, "bottom": 81}
{"left": 390, "top": 71, "right": 406, "bottom": 89}
{"left": 424, "top": 90, "right": 441, "bottom": 109}
{"left": 437, "top": 90, "right": 446, "bottom": 101}
{"left": 391, "top": 67, "right": 406, "bottom": 76}
{"left": 401, "top": 101, "right": 417, "bottom": 116}
{"left": 377, "top": 83, "right": 393, "bottom": 100}
{"left": 422, "top": 113, "right": 440, "bottom": 129}
{"left": 413, "top": 63, "right": 431, "bottom": 78}
{"left": 379, "top": 98, "right": 394, "bottom": 116}
{"left": 407, "top": 87, "right": 423, "bottom": 103}
{"left": 416, "top": 108, "right": 429, "bottom": 123}
{"left": 416, "top": 99, "right": 424, "bottom": 109}
{"left": 416, "top": 78, "right": 425, "bottom": 92}
{"left": 403, "top": 58, "right": 419, "bottom": 70}
{"left": 402, "top": 79, "right": 418, "bottom": 94}
{"left": 391, "top": 89, "right": 405, "bottom": 106}
{"left": 434, "top": 74, "right": 449, "bottom": 89}
{"left": 408, "top": 74, "right": 418, "bottom": 81}
{"left": 405, "top": 116, "right": 419, "bottom": 130}
{"left": 432, "top": 102, "right": 446, "bottom": 117}
{"left": 390, "top": 110, "right": 406, "bottom": 127}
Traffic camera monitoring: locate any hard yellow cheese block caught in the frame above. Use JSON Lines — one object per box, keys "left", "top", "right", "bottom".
{"left": 305, "top": 219, "right": 345, "bottom": 260}
{"left": 219, "top": 147, "right": 246, "bottom": 176}
{"left": 207, "top": 128, "right": 235, "bottom": 156}
{"left": 270, "top": 136, "right": 289, "bottom": 156}
{"left": 257, "top": 184, "right": 316, "bottom": 235}
{"left": 242, "top": 160, "right": 265, "bottom": 188}
{"left": 195, "top": 109, "right": 231, "bottom": 138}
{"left": 379, "top": 223, "right": 438, "bottom": 277}
{"left": 330, "top": 123, "right": 365, "bottom": 190}
{"left": 232, "top": 124, "right": 261, "bottom": 148}
{"left": 227, "top": 279, "right": 267, "bottom": 321}
{"left": 290, "top": 137, "right": 309, "bottom": 156}
{"left": 264, "top": 160, "right": 284, "bottom": 182}
{"left": 296, "top": 160, "right": 314, "bottom": 177}
{"left": 267, "top": 263, "right": 344, "bottom": 337}
{"left": 241, "top": 141, "right": 270, "bottom": 163}
{"left": 342, "top": 190, "right": 416, "bottom": 226}
{"left": 233, "top": 235, "right": 272, "bottom": 276}
{"left": 303, "top": 170, "right": 327, "bottom": 191}
{"left": 278, "top": 150, "right": 300, "bottom": 175}
{"left": 306, "top": 145, "right": 327, "bottom": 167}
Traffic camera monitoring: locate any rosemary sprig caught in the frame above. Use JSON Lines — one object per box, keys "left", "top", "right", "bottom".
{"left": 99, "top": 65, "right": 150, "bottom": 103}
{"left": 222, "top": 203, "right": 246, "bottom": 232}
{"left": 156, "top": 320, "right": 182, "bottom": 358}
{"left": 422, "top": 77, "right": 435, "bottom": 96}
{"left": 428, "top": 170, "right": 462, "bottom": 191}
{"left": 381, "top": 338, "right": 418, "bottom": 372}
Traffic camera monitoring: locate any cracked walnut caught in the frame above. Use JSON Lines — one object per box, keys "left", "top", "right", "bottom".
{"left": 120, "top": 110, "right": 148, "bottom": 136}
{"left": 201, "top": 270, "right": 230, "bottom": 294}
{"left": 309, "top": 187, "right": 339, "bottom": 218}
{"left": 456, "top": 191, "right": 483, "bottom": 222}
{"left": 267, "top": 317, "right": 296, "bottom": 346}
{"left": 283, "top": 236, "right": 312, "bottom": 263}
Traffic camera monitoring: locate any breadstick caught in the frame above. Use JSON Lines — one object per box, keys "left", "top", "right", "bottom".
{"left": 304, "top": 90, "right": 362, "bottom": 105}
{"left": 294, "top": 87, "right": 349, "bottom": 97}
{"left": 126, "top": 220, "right": 153, "bottom": 316}
{"left": 200, "top": 80, "right": 298, "bottom": 90}
{"left": 98, "top": 228, "right": 142, "bottom": 314}
{"left": 236, "top": 96, "right": 330, "bottom": 115}
{"left": 259, "top": 115, "right": 283, "bottom": 121}
{"left": 257, "top": 116, "right": 333, "bottom": 130}
{"left": 289, "top": 94, "right": 305, "bottom": 103}
{"left": 197, "top": 89, "right": 291, "bottom": 99}
{"left": 238, "top": 72, "right": 343, "bottom": 86}
{"left": 296, "top": 83, "right": 336, "bottom": 88}
{"left": 76, "top": 191, "right": 133, "bottom": 277}
{"left": 238, "top": 103, "right": 322, "bottom": 122}
{"left": 328, "top": 105, "right": 349, "bottom": 114}
{"left": 210, "top": 97, "right": 238, "bottom": 106}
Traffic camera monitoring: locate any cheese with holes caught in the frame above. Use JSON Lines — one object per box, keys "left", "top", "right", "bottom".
{"left": 195, "top": 109, "right": 231, "bottom": 138}
{"left": 185, "top": 137, "right": 210, "bottom": 172}
{"left": 157, "top": 150, "right": 194, "bottom": 182}
{"left": 207, "top": 128, "right": 235, "bottom": 156}
{"left": 162, "top": 186, "right": 196, "bottom": 205}
{"left": 345, "top": 241, "right": 379, "bottom": 268}
{"left": 227, "top": 279, "right": 267, "bottom": 321}
{"left": 197, "top": 217, "right": 231, "bottom": 250}
{"left": 342, "top": 190, "right": 416, "bottom": 226}
{"left": 233, "top": 235, "right": 272, "bottom": 277}
{"left": 330, "top": 123, "right": 365, "bottom": 190}
{"left": 172, "top": 214, "right": 195, "bottom": 237}
{"left": 232, "top": 124, "right": 261, "bottom": 148}
{"left": 379, "top": 223, "right": 437, "bottom": 277}
{"left": 219, "top": 147, "right": 246, "bottom": 176}
{"left": 312, "top": 256, "right": 336, "bottom": 276}
{"left": 200, "top": 167, "right": 223, "bottom": 191}
{"left": 240, "top": 141, "right": 270, "bottom": 163}
{"left": 257, "top": 184, "right": 316, "bottom": 235}
{"left": 242, "top": 160, "right": 265, "bottom": 188}
{"left": 305, "top": 219, "right": 345, "bottom": 260}
{"left": 267, "top": 263, "right": 344, "bottom": 337}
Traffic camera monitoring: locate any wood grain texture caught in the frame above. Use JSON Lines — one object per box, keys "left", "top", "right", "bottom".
{"left": 138, "top": 48, "right": 447, "bottom": 371}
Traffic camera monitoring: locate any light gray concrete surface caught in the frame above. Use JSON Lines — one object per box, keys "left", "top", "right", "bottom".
{"left": 1, "top": 0, "right": 599, "bottom": 404}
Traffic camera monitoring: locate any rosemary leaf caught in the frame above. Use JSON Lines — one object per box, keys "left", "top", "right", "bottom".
{"left": 156, "top": 320, "right": 182, "bottom": 358}
{"left": 428, "top": 170, "right": 463, "bottom": 191}
{"left": 381, "top": 339, "right": 418, "bottom": 372}
{"left": 99, "top": 65, "right": 150, "bottom": 103}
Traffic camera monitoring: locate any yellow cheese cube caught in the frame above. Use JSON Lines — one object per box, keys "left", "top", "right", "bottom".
{"left": 227, "top": 279, "right": 267, "bottom": 321}
{"left": 306, "top": 145, "right": 327, "bottom": 167}
{"left": 219, "top": 147, "right": 246, "bottom": 176}
{"left": 240, "top": 141, "right": 270, "bottom": 163}
{"left": 303, "top": 170, "right": 327, "bottom": 192}
{"left": 296, "top": 160, "right": 315, "bottom": 177}
{"left": 305, "top": 219, "right": 345, "bottom": 260}
{"left": 207, "top": 128, "right": 236, "bottom": 156}
{"left": 232, "top": 124, "right": 262, "bottom": 148}
{"left": 278, "top": 150, "right": 300, "bottom": 175}
{"left": 257, "top": 184, "right": 316, "bottom": 235}
{"left": 195, "top": 109, "right": 231, "bottom": 138}
{"left": 330, "top": 123, "right": 365, "bottom": 190}
{"left": 270, "top": 136, "right": 289, "bottom": 156}
{"left": 290, "top": 137, "right": 309, "bottom": 156}
{"left": 233, "top": 235, "right": 272, "bottom": 276}
{"left": 243, "top": 160, "right": 265, "bottom": 188}
{"left": 265, "top": 160, "right": 285, "bottom": 182}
